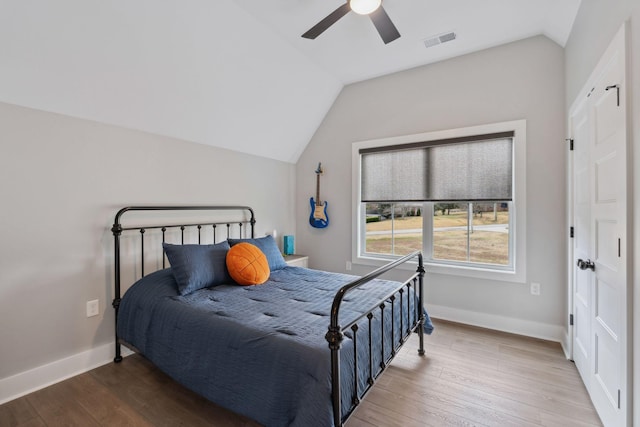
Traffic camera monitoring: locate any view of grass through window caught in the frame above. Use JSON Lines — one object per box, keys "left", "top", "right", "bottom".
{"left": 365, "top": 202, "right": 510, "bottom": 265}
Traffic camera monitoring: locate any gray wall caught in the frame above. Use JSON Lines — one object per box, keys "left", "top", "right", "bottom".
{"left": 296, "top": 36, "right": 566, "bottom": 333}
{"left": 0, "top": 102, "right": 296, "bottom": 381}
{"left": 565, "top": 1, "right": 639, "bottom": 424}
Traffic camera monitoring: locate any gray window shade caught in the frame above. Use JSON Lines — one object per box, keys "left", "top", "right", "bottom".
{"left": 361, "top": 149, "right": 428, "bottom": 201}
{"left": 361, "top": 133, "right": 513, "bottom": 202}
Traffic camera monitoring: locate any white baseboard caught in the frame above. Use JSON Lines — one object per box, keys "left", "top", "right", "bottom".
{"left": 560, "top": 330, "right": 572, "bottom": 360}
{"left": 426, "top": 303, "right": 565, "bottom": 343}
{"left": 2, "top": 306, "right": 565, "bottom": 406}
{"left": 0, "top": 343, "right": 133, "bottom": 405}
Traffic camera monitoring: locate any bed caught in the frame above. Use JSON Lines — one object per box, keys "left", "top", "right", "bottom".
{"left": 111, "top": 206, "right": 432, "bottom": 426}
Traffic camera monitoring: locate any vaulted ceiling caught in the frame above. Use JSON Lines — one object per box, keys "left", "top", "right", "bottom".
{"left": 0, "top": 0, "right": 581, "bottom": 163}
{"left": 236, "top": 0, "right": 582, "bottom": 84}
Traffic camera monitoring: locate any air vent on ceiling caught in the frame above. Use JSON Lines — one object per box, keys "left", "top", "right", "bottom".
{"left": 423, "top": 32, "right": 457, "bottom": 49}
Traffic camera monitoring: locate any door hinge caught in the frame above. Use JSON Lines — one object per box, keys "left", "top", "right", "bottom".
{"left": 618, "top": 389, "right": 621, "bottom": 409}
{"left": 606, "top": 84, "right": 620, "bottom": 107}
{"left": 618, "top": 238, "right": 621, "bottom": 257}
{"left": 570, "top": 226, "right": 574, "bottom": 238}
{"left": 566, "top": 138, "right": 574, "bottom": 151}
{"left": 570, "top": 314, "right": 574, "bottom": 326}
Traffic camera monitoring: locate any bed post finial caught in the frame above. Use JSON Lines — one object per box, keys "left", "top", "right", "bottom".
{"left": 111, "top": 223, "right": 122, "bottom": 236}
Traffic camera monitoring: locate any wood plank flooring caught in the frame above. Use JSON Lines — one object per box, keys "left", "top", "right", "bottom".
{"left": 1, "top": 319, "right": 602, "bottom": 426}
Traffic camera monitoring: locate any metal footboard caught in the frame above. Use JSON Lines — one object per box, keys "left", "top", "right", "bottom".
{"left": 326, "top": 251, "right": 425, "bottom": 426}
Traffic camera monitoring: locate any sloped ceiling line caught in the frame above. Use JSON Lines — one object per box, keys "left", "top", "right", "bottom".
{"left": 0, "top": 0, "right": 580, "bottom": 163}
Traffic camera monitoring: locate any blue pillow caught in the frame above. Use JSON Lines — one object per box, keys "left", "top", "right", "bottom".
{"left": 163, "top": 241, "right": 231, "bottom": 295}
{"left": 227, "top": 235, "right": 287, "bottom": 271}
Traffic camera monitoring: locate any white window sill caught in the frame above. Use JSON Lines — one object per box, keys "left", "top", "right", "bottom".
{"left": 354, "top": 255, "right": 525, "bottom": 284}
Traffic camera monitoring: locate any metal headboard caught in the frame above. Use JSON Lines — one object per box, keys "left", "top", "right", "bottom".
{"left": 110, "top": 205, "right": 255, "bottom": 362}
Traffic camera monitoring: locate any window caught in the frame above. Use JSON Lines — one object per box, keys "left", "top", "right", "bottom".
{"left": 352, "top": 121, "right": 526, "bottom": 282}
{"left": 364, "top": 202, "right": 424, "bottom": 256}
{"left": 430, "top": 202, "right": 511, "bottom": 266}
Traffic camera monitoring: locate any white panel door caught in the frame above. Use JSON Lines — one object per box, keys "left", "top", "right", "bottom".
{"left": 588, "top": 36, "right": 627, "bottom": 427}
{"left": 569, "top": 25, "right": 627, "bottom": 427}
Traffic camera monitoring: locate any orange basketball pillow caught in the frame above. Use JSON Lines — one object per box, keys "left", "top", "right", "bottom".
{"left": 226, "top": 242, "right": 270, "bottom": 285}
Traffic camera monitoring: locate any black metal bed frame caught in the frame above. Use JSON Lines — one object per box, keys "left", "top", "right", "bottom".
{"left": 327, "top": 251, "right": 425, "bottom": 426}
{"left": 110, "top": 206, "right": 425, "bottom": 427}
{"left": 111, "top": 205, "right": 256, "bottom": 363}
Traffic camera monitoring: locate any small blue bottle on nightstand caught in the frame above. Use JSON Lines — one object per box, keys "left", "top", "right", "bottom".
{"left": 283, "top": 235, "right": 294, "bottom": 255}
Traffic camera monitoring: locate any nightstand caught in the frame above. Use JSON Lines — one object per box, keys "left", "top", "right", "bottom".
{"left": 284, "top": 255, "right": 308, "bottom": 268}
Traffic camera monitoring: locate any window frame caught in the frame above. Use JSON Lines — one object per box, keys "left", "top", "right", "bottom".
{"left": 351, "top": 120, "right": 527, "bottom": 283}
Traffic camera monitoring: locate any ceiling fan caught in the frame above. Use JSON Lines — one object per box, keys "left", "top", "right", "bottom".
{"left": 301, "top": 0, "right": 400, "bottom": 44}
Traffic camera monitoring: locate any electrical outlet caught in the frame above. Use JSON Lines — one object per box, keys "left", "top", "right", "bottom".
{"left": 530, "top": 282, "right": 541, "bottom": 296}
{"left": 346, "top": 261, "right": 352, "bottom": 271}
{"left": 86, "top": 299, "right": 99, "bottom": 317}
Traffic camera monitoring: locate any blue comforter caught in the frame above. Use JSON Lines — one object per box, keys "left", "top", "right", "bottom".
{"left": 117, "top": 266, "right": 433, "bottom": 426}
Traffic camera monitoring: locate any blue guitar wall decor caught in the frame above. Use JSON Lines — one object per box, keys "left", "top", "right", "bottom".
{"left": 309, "top": 163, "right": 329, "bottom": 228}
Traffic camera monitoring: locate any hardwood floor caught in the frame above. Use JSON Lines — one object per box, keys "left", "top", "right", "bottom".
{"left": 348, "top": 320, "right": 602, "bottom": 427}
{"left": 0, "top": 319, "right": 602, "bottom": 427}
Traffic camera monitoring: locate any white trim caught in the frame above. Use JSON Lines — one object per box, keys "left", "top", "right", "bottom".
{"left": 565, "top": 107, "right": 575, "bottom": 362}
{"left": 0, "top": 344, "right": 133, "bottom": 405}
{"left": 427, "top": 303, "right": 564, "bottom": 343}
{"left": 561, "top": 330, "right": 572, "bottom": 360}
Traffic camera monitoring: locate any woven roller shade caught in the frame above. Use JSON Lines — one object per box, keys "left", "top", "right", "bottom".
{"left": 361, "top": 133, "right": 513, "bottom": 202}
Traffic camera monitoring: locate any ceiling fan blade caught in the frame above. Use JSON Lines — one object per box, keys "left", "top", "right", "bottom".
{"left": 302, "top": 3, "right": 351, "bottom": 39}
{"left": 369, "top": 6, "right": 400, "bottom": 44}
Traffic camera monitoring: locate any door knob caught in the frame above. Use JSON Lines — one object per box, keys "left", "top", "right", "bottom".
{"left": 577, "top": 259, "right": 595, "bottom": 271}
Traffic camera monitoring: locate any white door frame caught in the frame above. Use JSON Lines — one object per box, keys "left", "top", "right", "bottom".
{"left": 566, "top": 109, "right": 579, "bottom": 362}
{"left": 566, "top": 136, "right": 574, "bottom": 359}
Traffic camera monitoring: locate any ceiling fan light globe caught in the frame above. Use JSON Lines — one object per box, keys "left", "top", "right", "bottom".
{"left": 350, "top": 0, "right": 381, "bottom": 15}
